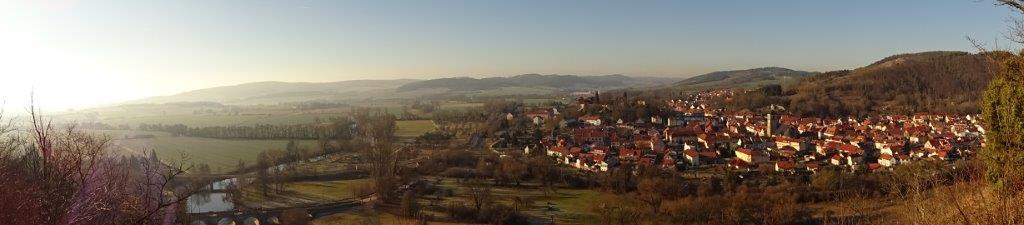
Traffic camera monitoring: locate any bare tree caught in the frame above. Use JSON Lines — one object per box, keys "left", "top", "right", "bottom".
{"left": 0, "top": 104, "right": 200, "bottom": 225}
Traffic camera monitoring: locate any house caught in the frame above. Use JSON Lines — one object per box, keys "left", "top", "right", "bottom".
{"left": 817, "top": 141, "right": 839, "bottom": 155}
{"left": 525, "top": 109, "right": 553, "bottom": 125}
{"left": 664, "top": 126, "right": 700, "bottom": 143}
{"left": 735, "top": 148, "right": 765, "bottom": 164}
{"left": 661, "top": 154, "right": 679, "bottom": 170}
{"left": 846, "top": 154, "right": 863, "bottom": 167}
{"left": 581, "top": 114, "right": 602, "bottom": 126}
{"left": 830, "top": 154, "right": 844, "bottom": 166}
{"left": 775, "top": 160, "right": 797, "bottom": 173}
{"left": 547, "top": 146, "right": 568, "bottom": 158}
{"left": 868, "top": 163, "right": 884, "bottom": 172}
{"left": 684, "top": 149, "right": 700, "bottom": 166}
{"left": 737, "top": 137, "right": 771, "bottom": 150}
{"left": 775, "top": 136, "right": 802, "bottom": 150}
{"left": 879, "top": 153, "right": 898, "bottom": 167}
{"left": 684, "top": 149, "right": 716, "bottom": 166}
{"left": 839, "top": 144, "right": 863, "bottom": 156}
{"left": 729, "top": 158, "right": 754, "bottom": 171}
{"left": 805, "top": 163, "right": 821, "bottom": 174}
{"left": 651, "top": 116, "right": 664, "bottom": 124}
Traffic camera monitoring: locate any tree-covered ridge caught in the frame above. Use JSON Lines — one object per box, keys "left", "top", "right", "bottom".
{"left": 673, "top": 67, "right": 817, "bottom": 89}
{"left": 786, "top": 51, "right": 1002, "bottom": 117}
{"left": 396, "top": 74, "right": 676, "bottom": 92}
{"left": 727, "top": 51, "right": 1004, "bottom": 117}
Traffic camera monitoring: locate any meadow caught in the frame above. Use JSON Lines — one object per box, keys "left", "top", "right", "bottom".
{"left": 239, "top": 178, "right": 371, "bottom": 208}
{"left": 395, "top": 120, "right": 436, "bottom": 138}
{"left": 313, "top": 208, "right": 478, "bottom": 225}
{"left": 434, "top": 178, "right": 601, "bottom": 225}
{"left": 99, "top": 130, "right": 319, "bottom": 173}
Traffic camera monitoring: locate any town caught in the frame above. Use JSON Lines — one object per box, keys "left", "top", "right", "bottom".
{"left": 500, "top": 90, "right": 984, "bottom": 176}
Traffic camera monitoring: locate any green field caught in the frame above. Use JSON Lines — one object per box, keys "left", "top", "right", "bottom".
{"left": 240, "top": 179, "right": 371, "bottom": 208}
{"left": 439, "top": 102, "right": 484, "bottom": 110}
{"left": 97, "top": 113, "right": 347, "bottom": 127}
{"left": 105, "top": 131, "right": 318, "bottom": 173}
{"left": 314, "top": 208, "right": 479, "bottom": 225}
{"left": 395, "top": 120, "right": 436, "bottom": 138}
{"left": 436, "top": 178, "right": 601, "bottom": 225}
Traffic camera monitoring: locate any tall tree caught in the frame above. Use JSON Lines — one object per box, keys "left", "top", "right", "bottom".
{"left": 982, "top": 0, "right": 1024, "bottom": 192}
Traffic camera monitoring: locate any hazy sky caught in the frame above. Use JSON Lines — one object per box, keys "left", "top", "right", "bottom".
{"left": 0, "top": 0, "right": 1017, "bottom": 111}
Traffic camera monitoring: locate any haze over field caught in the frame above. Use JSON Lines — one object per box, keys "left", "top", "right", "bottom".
{"left": 0, "top": 1, "right": 1018, "bottom": 112}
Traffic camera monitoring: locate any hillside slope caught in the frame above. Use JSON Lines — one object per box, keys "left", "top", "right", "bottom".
{"left": 785, "top": 51, "right": 1001, "bottom": 116}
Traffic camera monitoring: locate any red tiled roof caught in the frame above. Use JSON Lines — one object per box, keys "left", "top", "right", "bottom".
{"left": 868, "top": 163, "right": 883, "bottom": 171}
{"left": 839, "top": 144, "right": 863, "bottom": 155}
{"left": 776, "top": 160, "right": 796, "bottom": 170}
{"left": 684, "top": 149, "right": 699, "bottom": 158}
{"left": 699, "top": 151, "right": 719, "bottom": 159}
{"left": 736, "top": 148, "right": 758, "bottom": 156}
{"left": 729, "top": 158, "right": 751, "bottom": 168}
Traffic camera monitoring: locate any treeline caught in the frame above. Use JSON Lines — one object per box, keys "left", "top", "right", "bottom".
{"left": 136, "top": 107, "right": 404, "bottom": 141}
{"left": 137, "top": 122, "right": 350, "bottom": 140}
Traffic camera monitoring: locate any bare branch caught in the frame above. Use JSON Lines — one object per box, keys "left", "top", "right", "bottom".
{"left": 998, "top": 0, "right": 1024, "bottom": 13}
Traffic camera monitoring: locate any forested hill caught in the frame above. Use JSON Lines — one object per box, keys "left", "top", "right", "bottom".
{"left": 674, "top": 67, "right": 817, "bottom": 89}
{"left": 395, "top": 74, "right": 677, "bottom": 92}
{"left": 739, "top": 51, "right": 1004, "bottom": 117}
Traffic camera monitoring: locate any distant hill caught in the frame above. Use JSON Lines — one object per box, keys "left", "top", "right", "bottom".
{"left": 396, "top": 74, "right": 677, "bottom": 93}
{"left": 776, "top": 51, "right": 1001, "bottom": 116}
{"left": 674, "top": 67, "right": 817, "bottom": 89}
{"left": 129, "top": 74, "right": 678, "bottom": 105}
{"left": 134, "top": 79, "right": 419, "bottom": 104}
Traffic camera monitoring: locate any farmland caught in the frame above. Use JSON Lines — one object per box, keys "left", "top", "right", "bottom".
{"left": 395, "top": 120, "right": 436, "bottom": 138}
{"left": 99, "top": 130, "right": 319, "bottom": 173}
{"left": 433, "top": 178, "right": 601, "bottom": 225}
{"left": 239, "top": 178, "right": 372, "bottom": 208}
{"left": 90, "top": 113, "right": 348, "bottom": 127}
{"left": 313, "top": 208, "right": 479, "bottom": 225}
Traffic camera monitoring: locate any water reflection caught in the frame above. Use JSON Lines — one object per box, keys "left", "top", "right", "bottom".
{"left": 188, "top": 178, "right": 238, "bottom": 213}
{"left": 188, "top": 192, "right": 234, "bottom": 213}
{"left": 209, "top": 178, "right": 236, "bottom": 191}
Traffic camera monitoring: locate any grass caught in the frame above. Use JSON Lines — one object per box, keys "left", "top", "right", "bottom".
{"left": 434, "top": 178, "right": 601, "bottom": 225}
{"left": 395, "top": 120, "right": 436, "bottom": 138}
{"left": 239, "top": 179, "right": 371, "bottom": 208}
{"left": 438, "top": 102, "right": 484, "bottom": 110}
{"left": 313, "top": 208, "right": 481, "bottom": 225}
{"left": 521, "top": 98, "right": 563, "bottom": 105}
{"left": 108, "top": 133, "right": 319, "bottom": 173}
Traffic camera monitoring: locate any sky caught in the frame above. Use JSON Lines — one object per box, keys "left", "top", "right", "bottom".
{"left": 0, "top": 0, "right": 1018, "bottom": 112}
